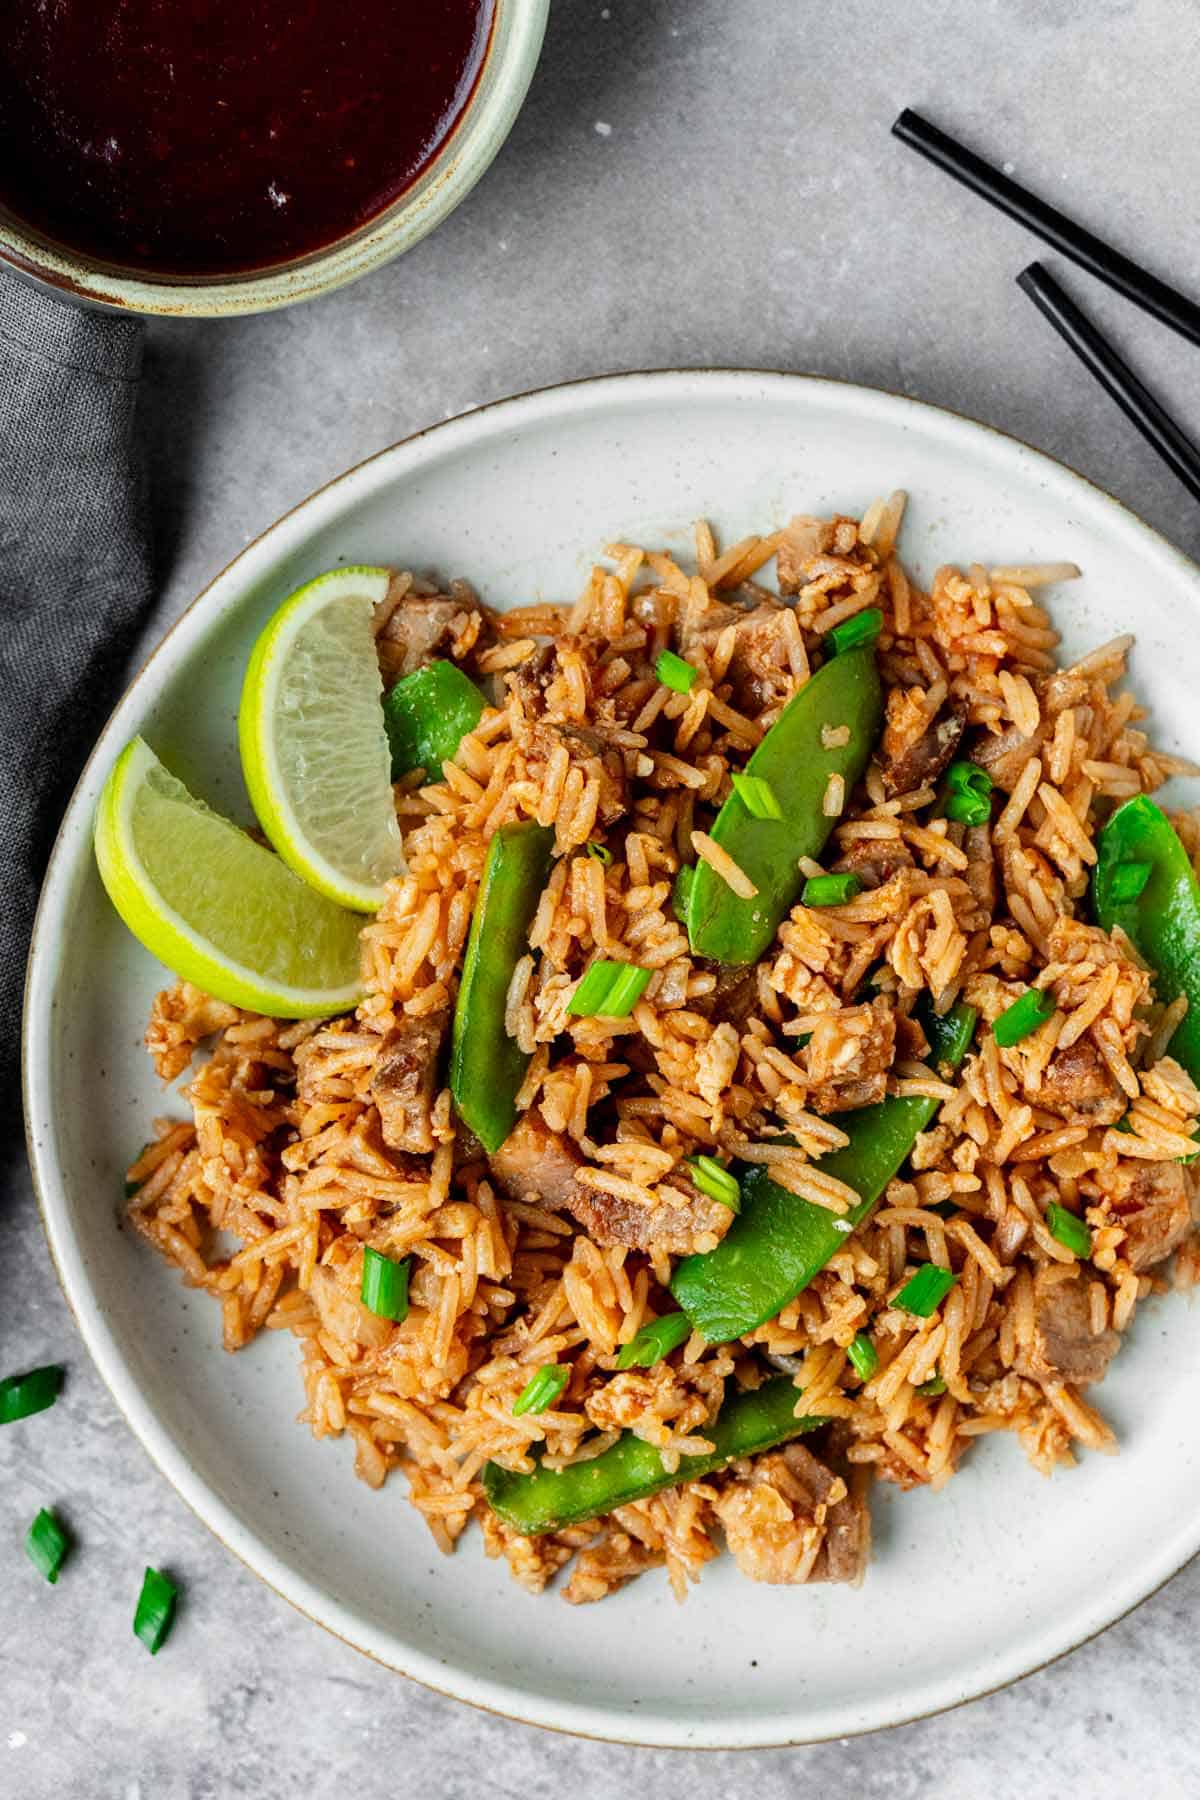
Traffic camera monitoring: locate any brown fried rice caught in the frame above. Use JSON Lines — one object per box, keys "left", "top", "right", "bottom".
{"left": 127, "top": 494, "right": 1200, "bottom": 1603}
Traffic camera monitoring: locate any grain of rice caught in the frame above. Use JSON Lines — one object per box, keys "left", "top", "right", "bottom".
{"left": 690, "top": 830, "right": 758, "bottom": 898}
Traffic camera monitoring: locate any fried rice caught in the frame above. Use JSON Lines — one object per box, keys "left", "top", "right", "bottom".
{"left": 126, "top": 493, "right": 1200, "bottom": 1603}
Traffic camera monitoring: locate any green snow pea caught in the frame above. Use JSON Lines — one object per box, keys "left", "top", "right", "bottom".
{"left": 684, "top": 647, "right": 883, "bottom": 965}
{"left": 1093, "top": 795, "right": 1200, "bottom": 1086}
{"left": 449, "top": 821, "right": 555, "bottom": 1153}
{"left": 481, "top": 1375, "right": 827, "bottom": 1535}
{"left": 670, "top": 1002, "right": 977, "bottom": 1342}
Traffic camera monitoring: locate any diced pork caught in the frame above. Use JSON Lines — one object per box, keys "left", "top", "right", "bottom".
{"left": 1110, "top": 1161, "right": 1193, "bottom": 1271}
{"left": 370, "top": 1014, "right": 446, "bottom": 1154}
{"left": 488, "top": 1113, "right": 733, "bottom": 1254}
{"left": 1014, "top": 1277, "right": 1120, "bottom": 1385}
{"left": 833, "top": 836, "right": 914, "bottom": 890}
{"left": 379, "top": 596, "right": 466, "bottom": 676}
{"left": 488, "top": 1112, "right": 584, "bottom": 1211}
{"left": 694, "top": 961, "right": 760, "bottom": 1030}
{"left": 969, "top": 721, "right": 1046, "bottom": 791}
{"left": 878, "top": 688, "right": 967, "bottom": 797}
{"left": 1036, "top": 1038, "right": 1125, "bottom": 1127}
{"left": 711, "top": 1441, "right": 870, "bottom": 1586}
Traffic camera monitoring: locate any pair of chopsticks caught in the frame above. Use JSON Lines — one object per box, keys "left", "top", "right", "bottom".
{"left": 893, "top": 108, "right": 1200, "bottom": 506}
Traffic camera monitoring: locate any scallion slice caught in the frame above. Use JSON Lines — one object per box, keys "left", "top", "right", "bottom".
{"left": 688, "top": 1154, "right": 741, "bottom": 1211}
{"left": 360, "top": 1247, "right": 410, "bottom": 1323}
{"left": 567, "top": 959, "right": 652, "bottom": 1019}
{"left": 1, "top": 1365, "right": 64, "bottom": 1425}
{"left": 730, "top": 773, "right": 783, "bottom": 820}
{"left": 1108, "top": 860, "right": 1151, "bottom": 904}
{"left": 846, "top": 1334, "right": 878, "bottom": 1381}
{"left": 826, "top": 607, "right": 883, "bottom": 655}
{"left": 656, "top": 650, "right": 698, "bottom": 694}
{"left": 512, "top": 1364, "right": 570, "bottom": 1417}
{"left": 615, "top": 1311, "right": 693, "bottom": 1370}
{"left": 942, "top": 761, "right": 992, "bottom": 826}
{"left": 1046, "top": 1202, "right": 1092, "bottom": 1258}
{"left": 133, "top": 1567, "right": 178, "bottom": 1654}
{"left": 993, "top": 987, "right": 1055, "bottom": 1047}
{"left": 25, "top": 1508, "right": 70, "bottom": 1583}
{"left": 895, "top": 1264, "right": 957, "bottom": 1317}
{"left": 915, "top": 1375, "right": 947, "bottom": 1396}
{"left": 802, "top": 871, "right": 863, "bottom": 907}
{"left": 585, "top": 840, "right": 613, "bottom": 866}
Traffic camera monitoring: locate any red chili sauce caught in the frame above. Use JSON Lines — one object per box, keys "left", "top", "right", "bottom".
{"left": 0, "top": 1, "right": 494, "bottom": 276}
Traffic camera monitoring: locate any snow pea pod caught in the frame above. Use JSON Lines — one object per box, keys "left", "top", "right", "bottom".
{"left": 670, "top": 1002, "right": 977, "bottom": 1342}
{"left": 684, "top": 646, "right": 883, "bottom": 965}
{"left": 1093, "top": 794, "right": 1200, "bottom": 1084}
{"left": 449, "top": 821, "right": 555, "bottom": 1153}
{"left": 481, "top": 1375, "right": 826, "bottom": 1535}
{"left": 382, "top": 659, "right": 487, "bottom": 780}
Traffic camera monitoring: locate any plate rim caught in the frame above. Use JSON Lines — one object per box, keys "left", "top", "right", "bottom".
{"left": 22, "top": 366, "right": 1200, "bottom": 1748}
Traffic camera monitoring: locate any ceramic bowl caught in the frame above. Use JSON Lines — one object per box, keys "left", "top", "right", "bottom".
{"left": 24, "top": 371, "right": 1200, "bottom": 1745}
{"left": 0, "top": 0, "right": 548, "bottom": 318}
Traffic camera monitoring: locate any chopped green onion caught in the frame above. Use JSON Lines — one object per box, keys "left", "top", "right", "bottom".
{"left": 25, "top": 1508, "right": 70, "bottom": 1584}
{"left": 688, "top": 1154, "right": 741, "bottom": 1211}
{"left": 1, "top": 1365, "right": 65, "bottom": 1425}
{"left": 942, "top": 761, "right": 993, "bottom": 827}
{"left": 616, "top": 1312, "right": 693, "bottom": 1370}
{"left": 896, "top": 1264, "right": 957, "bottom": 1317}
{"left": 656, "top": 650, "right": 698, "bottom": 694}
{"left": 846, "top": 1334, "right": 878, "bottom": 1381}
{"left": 946, "top": 761, "right": 992, "bottom": 798}
{"left": 730, "top": 773, "right": 783, "bottom": 820}
{"left": 802, "top": 872, "right": 863, "bottom": 907}
{"left": 133, "top": 1567, "right": 178, "bottom": 1654}
{"left": 1108, "top": 860, "right": 1151, "bottom": 904}
{"left": 567, "top": 959, "right": 652, "bottom": 1019}
{"left": 826, "top": 607, "right": 883, "bottom": 655}
{"left": 1114, "top": 1113, "right": 1134, "bottom": 1133}
{"left": 585, "top": 841, "right": 613, "bottom": 866}
{"left": 360, "top": 1247, "right": 410, "bottom": 1323}
{"left": 1046, "top": 1202, "right": 1092, "bottom": 1258}
{"left": 993, "top": 987, "right": 1055, "bottom": 1047}
{"left": 512, "top": 1364, "right": 570, "bottom": 1417}
{"left": 915, "top": 1375, "right": 947, "bottom": 1397}
{"left": 944, "top": 789, "right": 990, "bottom": 826}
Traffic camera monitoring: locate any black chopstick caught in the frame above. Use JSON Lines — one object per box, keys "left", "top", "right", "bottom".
{"left": 1017, "top": 261, "right": 1200, "bottom": 506}
{"left": 893, "top": 108, "right": 1200, "bottom": 350}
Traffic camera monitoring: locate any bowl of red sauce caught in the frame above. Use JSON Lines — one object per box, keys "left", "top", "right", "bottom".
{"left": 0, "top": 0, "right": 547, "bottom": 316}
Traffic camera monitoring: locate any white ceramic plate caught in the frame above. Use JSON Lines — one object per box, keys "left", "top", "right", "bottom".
{"left": 24, "top": 371, "right": 1200, "bottom": 1748}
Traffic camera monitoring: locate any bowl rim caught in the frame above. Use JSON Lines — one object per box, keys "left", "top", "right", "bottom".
{"left": 0, "top": 0, "right": 549, "bottom": 318}
{"left": 22, "top": 367, "right": 1200, "bottom": 1747}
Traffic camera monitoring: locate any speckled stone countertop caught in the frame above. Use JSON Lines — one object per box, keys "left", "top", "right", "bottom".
{"left": 6, "top": 2, "right": 1200, "bottom": 1794}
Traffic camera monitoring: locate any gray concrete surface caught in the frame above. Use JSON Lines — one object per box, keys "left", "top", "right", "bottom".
{"left": 6, "top": 1, "right": 1200, "bottom": 1794}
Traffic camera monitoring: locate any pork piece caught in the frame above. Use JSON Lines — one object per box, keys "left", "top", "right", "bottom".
{"left": 711, "top": 1441, "right": 870, "bottom": 1585}
{"left": 370, "top": 1014, "right": 446, "bottom": 1154}
{"left": 512, "top": 648, "right": 628, "bottom": 824}
{"left": 1036, "top": 1038, "right": 1125, "bottom": 1127}
{"left": 722, "top": 601, "right": 794, "bottom": 714}
{"left": 969, "top": 720, "right": 1046, "bottom": 791}
{"left": 963, "top": 822, "right": 997, "bottom": 915}
{"left": 1014, "top": 1276, "right": 1120, "bottom": 1385}
{"left": 833, "top": 836, "right": 914, "bottom": 890}
{"left": 488, "top": 1113, "right": 734, "bottom": 1254}
{"left": 804, "top": 997, "right": 896, "bottom": 1115}
{"left": 379, "top": 595, "right": 466, "bottom": 676}
{"left": 570, "top": 1174, "right": 734, "bottom": 1256}
{"left": 488, "top": 1112, "right": 584, "bottom": 1211}
{"left": 693, "top": 961, "right": 760, "bottom": 1029}
{"left": 1109, "top": 1161, "right": 1193, "bottom": 1271}
{"left": 878, "top": 687, "right": 967, "bottom": 797}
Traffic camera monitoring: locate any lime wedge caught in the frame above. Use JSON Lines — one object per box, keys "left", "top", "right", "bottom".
{"left": 238, "top": 565, "right": 405, "bottom": 912}
{"left": 94, "top": 737, "right": 364, "bottom": 1018}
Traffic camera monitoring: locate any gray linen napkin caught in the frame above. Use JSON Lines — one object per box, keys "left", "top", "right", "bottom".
{"left": 0, "top": 272, "right": 153, "bottom": 1127}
